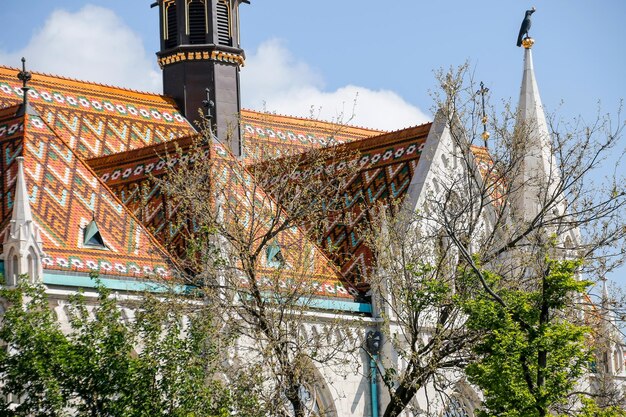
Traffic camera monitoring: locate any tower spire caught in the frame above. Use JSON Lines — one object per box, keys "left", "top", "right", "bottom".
{"left": 11, "top": 157, "right": 33, "bottom": 225}
{"left": 513, "top": 38, "right": 559, "bottom": 221}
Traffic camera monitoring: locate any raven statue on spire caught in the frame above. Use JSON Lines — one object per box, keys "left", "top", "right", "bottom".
{"left": 517, "top": 7, "right": 536, "bottom": 47}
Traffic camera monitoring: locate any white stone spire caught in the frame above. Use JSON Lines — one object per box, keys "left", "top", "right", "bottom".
{"left": 2, "top": 156, "right": 44, "bottom": 286}
{"left": 10, "top": 156, "right": 33, "bottom": 226}
{"left": 514, "top": 45, "right": 559, "bottom": 222}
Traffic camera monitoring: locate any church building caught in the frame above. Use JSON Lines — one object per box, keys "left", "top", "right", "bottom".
{"left": 0, "top": 1, "right": 623, "bottom": 416}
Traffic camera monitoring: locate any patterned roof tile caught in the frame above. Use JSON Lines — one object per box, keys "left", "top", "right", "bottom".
{"left": 0, "top": 107, "right": 174, "bottom": 279}
{"left": 240, "top": 109, "right": 384, "bottom": 162}
{"left": 0, "top": 65, "right": 196, "bottom": 160}
{"left": 0, "top": 66, "right": 433, "bottom": 299}
{"left": 257, "top": 123, "right": 432, "bottom": 287}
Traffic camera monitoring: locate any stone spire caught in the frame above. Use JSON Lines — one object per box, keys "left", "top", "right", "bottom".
{"left": 11, "top": 157, "right": 33, "bottom": 225}
{"left": 513, "top": 41, "right": 559, "bottom": 222}
{"left": 2, "top": 157, "right": 44, "bottom": 285}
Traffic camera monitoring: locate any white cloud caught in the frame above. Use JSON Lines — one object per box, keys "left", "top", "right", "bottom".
{"left": 241, "top": 39, "right": 430, "bottom": 131}
{"left": 0, "top": 9, "right": 427, "bottom": 130}
{"left": 0, "top": 5, "right": 160, "bottom": 93}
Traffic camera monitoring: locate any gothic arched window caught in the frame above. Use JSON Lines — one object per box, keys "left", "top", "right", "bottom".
{"left": 10, "top": 251, "right": 19, "bottom": 286}
{"left": 27, "top": 253, "right": 34, "bottom": 282}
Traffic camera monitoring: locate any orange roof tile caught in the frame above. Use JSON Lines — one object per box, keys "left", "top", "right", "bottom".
{"left": 240, "top": 109, "right": 384, "bottom": 162}
{"left": 257, "top": 123, "right": 432, "bottom": 286}
{"left": 0, "top": 65, "right": 196, "bottom": 159}
{"left": 0, "top": 107, "right": 174, "bottom": 279}
{"left": 0, "top": 65, "right": 435, "bottom": 299}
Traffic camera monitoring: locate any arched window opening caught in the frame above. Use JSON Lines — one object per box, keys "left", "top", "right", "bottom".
{"left": 164, "top": 1, "right": 178, "bottom": 49}
{"left": 27, "top": 253, "right": 34, "bottom": 282}
{"left": 216, "top": 0, "right": 232, "bottom": 46}
{"left": 281, "top": 383, "right": 330, "bottom": 416}
{"left": 11, "top": 254, "right": 19, "bottom": 286}
{"left": 279, "top": 360, "right": 337, "bottom": 417}
{"left": 187, "top": 0, "right": 207, "bottom": 44}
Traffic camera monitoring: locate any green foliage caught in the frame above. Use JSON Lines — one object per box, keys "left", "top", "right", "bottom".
{"left": 464, "top": 259, "right": 603, "bottom": 417}
{"left": 0, "top": 279, "right": 262, "bottom": 417}
{"left": 579, "top": 397, "right": 626, "bottom": 417}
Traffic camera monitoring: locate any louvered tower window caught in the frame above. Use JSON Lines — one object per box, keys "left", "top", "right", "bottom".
{"left": 188, "top": 0, "right": 207, "bottom": 44}
{"left": 216, "top": 0, "right": 232, "bottom": 46}
{"left": 164, "top": 2, "right": 178, "bottom": 49}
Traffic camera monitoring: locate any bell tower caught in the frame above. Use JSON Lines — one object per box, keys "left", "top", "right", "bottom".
{"left": 155, "top": 0, "right": 249, "bottom": 156}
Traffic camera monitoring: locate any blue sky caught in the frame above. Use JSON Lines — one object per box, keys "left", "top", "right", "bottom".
{"left": 1, "top": 1, "right": 624, "bottom": 126}
{"left": 0, "top": 1, "right": 625, "bottom": 283}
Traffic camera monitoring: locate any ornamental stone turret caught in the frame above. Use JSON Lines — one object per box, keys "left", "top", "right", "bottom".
{"left": 2, "top": 157, "right": 44, "bottom": 286}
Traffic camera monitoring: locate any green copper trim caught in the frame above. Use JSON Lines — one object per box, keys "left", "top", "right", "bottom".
{"left": 41, "top": 271, "right": 371, "bottom": 313}
{"left": 308, "top": 298, "right": 372, "bottom": 314}
{"left": 42, "top": 271, "right": 188, "bottom": 294}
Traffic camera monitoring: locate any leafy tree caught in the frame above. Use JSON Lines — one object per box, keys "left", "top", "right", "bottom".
{"left": 0, "top": 277, "right": 262, "bottom": 417}
{"left": 464, "top": 258, "right": 597, "bottom": 417}
{"left": 0, "top": 277, "right": 69, "bottom": 416}
{"left": 365, "top": 62, "right": 626, "bottom": 417}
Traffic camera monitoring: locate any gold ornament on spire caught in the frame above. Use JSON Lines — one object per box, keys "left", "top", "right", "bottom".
{"left": 522, "top": 37, "right": 535, "bottom": 49}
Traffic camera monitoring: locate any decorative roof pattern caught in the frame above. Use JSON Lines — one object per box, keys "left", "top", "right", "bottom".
{"left": 259, "top": 123, "right": 432, "bottom": 286}
{"left": 240, "top": 109, "right": 384, "bottom": 162}
{"left": 0, "top": 106, "right": 25, "bottom": 233}
{"left": 0, "top": 109, "right": 173, "bottom": 279}
{"left": 86, "top": 136, "right": 355, "bottom": 298}
{"left": 0, "top": 65, "right": 196, "bottom": 159}
{"left": 0, "top": 65, "right": 431, "bottom": 299}
{"left": 211, "top": 144, "right": 356, "bottom": 297}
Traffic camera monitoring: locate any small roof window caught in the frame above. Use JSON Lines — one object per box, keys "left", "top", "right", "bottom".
{"left": 266, "top": 241, "right": 285, "bottom": 268}
{"left": 84, "top": 219, "right": 106, "bottom": 249}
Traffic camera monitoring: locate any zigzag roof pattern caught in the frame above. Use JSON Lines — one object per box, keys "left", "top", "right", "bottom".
{"left": 241, "top": 109, "right": 384, "bottom": 161}
{"left": 0, "top": 65, "right": 196, "bottom": 159}
{"left": 0, "top": 65, "right": 433, "bottom": 299}
{"left": 0, "top": 66, "right": 382, "bottom": 162}
{"left": 256, "top": 122, "right": 432, "bottom": 288}
{"left": 0, "top": 107, "right": 173, "bottom": 279}
{"left": 87, "top": 135, "right": 356, "bottom": 298}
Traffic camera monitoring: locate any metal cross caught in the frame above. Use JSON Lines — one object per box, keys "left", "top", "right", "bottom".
{"left": 202, "top": 88, "right": 215, "bottom": 121}
{"left": 477, "top": 81, "right": 490, "bottom": 146}
{"left": 17, "top": 57, "right": 32, "bottom": 109}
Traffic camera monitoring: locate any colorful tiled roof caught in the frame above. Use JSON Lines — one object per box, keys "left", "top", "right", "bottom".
{"left": 0, "top": 65, "right": 195, "bottom": 159}
{"left": 0, "top": 106, "right": 174, "bottom": 279}
{"left": 0, "top": 65, "right": 433, "bottom": 298}
{"left": 257, "top": 123, "right": 432, "bottom": 287}
{"left": 240, "top": 109, "right": 384, "bottom": 162}
{"left": 0, "top": 105, "right": 25, "bottom": 230}
{"left": 87, "top": 135, "right": 356, "bottom": 298}
{"left": 88, "top": 119, "right": 432, "bottom": 292}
